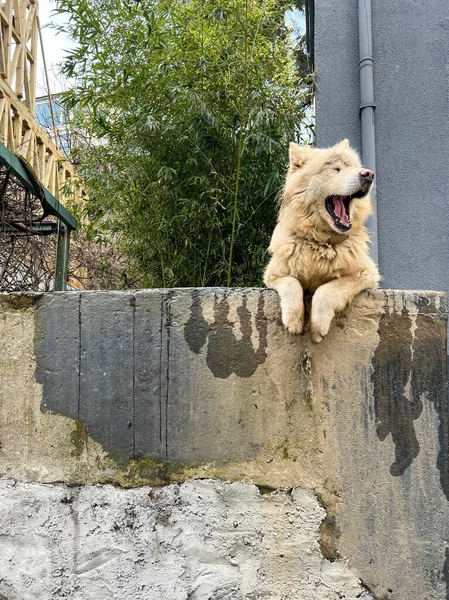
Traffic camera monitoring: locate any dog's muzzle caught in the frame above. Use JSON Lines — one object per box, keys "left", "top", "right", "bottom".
{"left": 325, "top": 171, "right": 374, "bottom": 232}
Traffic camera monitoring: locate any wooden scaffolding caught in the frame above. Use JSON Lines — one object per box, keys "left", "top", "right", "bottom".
{"left": 0, "top": 0, "right": 81, "bottom": 202}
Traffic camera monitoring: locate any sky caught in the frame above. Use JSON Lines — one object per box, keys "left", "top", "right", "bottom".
{"left": 36, "top": 0, "right": 73, "bottom": 96}
{"left": 36, "top": 1, "right": 306, "bottom": 96}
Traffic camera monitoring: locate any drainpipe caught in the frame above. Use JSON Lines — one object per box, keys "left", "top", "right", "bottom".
{"left": 358, "top": 0, "right": 378, "bottom": 266}
{"left": 305, "top": 0, "right": 315, "bottom": 68}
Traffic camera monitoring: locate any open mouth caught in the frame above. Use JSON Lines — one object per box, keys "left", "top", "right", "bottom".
{"left": 325, "top": 188, "right": 368, "bottom": 232}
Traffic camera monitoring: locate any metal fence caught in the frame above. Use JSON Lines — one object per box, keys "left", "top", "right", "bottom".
{"left": 0, "top": 142, "right": 77, "bottom": 293}
{"left": 0, "top": 165, "right": 56, "bottom": 291}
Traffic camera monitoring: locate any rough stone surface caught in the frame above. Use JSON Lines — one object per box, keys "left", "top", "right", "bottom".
{"left": 0, "top": 478, "right": 374, "bottom": 600}
{"left": 0, "top": 288, "right": 448, "bottom": 599}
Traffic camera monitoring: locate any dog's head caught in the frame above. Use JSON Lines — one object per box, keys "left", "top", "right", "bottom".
{"left": 283, "top": 139, "right": 374, "bottom": 234}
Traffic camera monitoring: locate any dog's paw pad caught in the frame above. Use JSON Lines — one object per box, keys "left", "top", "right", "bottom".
{"left": 287, "top": 323, "right": 303, "bottom": 335}
{"left": 310, "top": 318, "right": 331, "bottom": 343}
{"left": 283, "top": 314, "right": 303, "bottom": 335}
{"left": 310, "top": 330, "right": 324, "bottom": 344}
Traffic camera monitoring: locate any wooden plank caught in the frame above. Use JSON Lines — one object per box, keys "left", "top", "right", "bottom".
{"left": 20, "top": 123, "right": 31, "bottom": 157}
{"left": 57, "top": 161, "right": 66, "bottom": 197}
{"left": 22, "top": 50, "right": 30, "bottom": 107}
{"left": 48, "top": 157, "right": 55, "bottom": 196}
{"left": 42, "top": 151, "right": 53, "bottom": 187}
{"left": 12, "top": 110, "right": 20, "bottom": 149}
{"left": 12, "top": 0, "right": 19, "bottom": 27}
{"left": 7, "top": 102, "right": 13, "bottom": 147}
{"left": 26, "top": 6, "right": 33, "bottom": 32}
{"left": 74, "top": 180, "right": 81, "bottom": 204}
{"left": 25, "top": 129, "right": 34, "bottom": 163}
{"left": 0, "top": 10, "right": 9, "bottom": 28}
{"left": 0, "top": 15, "right": 6, "bottom": 75}
{"left": 24, "top": 3, "right": 34, "bottom": 40}
{"left": 0, "top": 97, "right": 7, "bottom": 143}
{"left": 13, "top": 0, "right": 24, "bottom": 97}
{"left": 28, "top": 5, "right": 35, "bottom": 108}
{"left": 36, "top": 138, "right": 45, "bottom": 178}
{"left": 8, "top": 40, "right": 21, "bottom": 83}
{"left": 3, "top": 0, "right": 11, "bottom": 80}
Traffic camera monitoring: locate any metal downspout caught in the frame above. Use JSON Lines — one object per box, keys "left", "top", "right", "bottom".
{"left": 305, "top": 0, "right": 315, "bottom": 68}
{"left": 358, "top": 0, "right": 378, "bottom": 265}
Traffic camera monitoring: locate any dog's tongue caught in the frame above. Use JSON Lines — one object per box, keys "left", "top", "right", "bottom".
{"left": 333, "top": 196, "right": 350, "bottom": 225}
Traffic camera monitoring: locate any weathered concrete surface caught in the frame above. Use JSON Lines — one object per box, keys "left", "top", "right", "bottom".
{"left": 0, "top": 288, "right": 448, "bottom": 599}
{"left": 0, "top": 479, "right": 374, "bottom": 600}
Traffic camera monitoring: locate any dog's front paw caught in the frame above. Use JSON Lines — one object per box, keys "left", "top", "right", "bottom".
{"left": 310, "top": 320, "right": 329, "bottom": 344}
{"left": 282, "top": 307, "right": 304, "bottom": 335}
{"left": 310, "top": 308, "right": 334, "bottom": 343}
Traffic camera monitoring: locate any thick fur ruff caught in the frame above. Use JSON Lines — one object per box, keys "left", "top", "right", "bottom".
{"left": 264, "top": 139, "right": 380, "bottom": 343}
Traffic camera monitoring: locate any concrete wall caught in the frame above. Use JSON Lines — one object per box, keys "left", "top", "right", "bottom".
{"left": 314, "top": 0, "right": 449, "bottom": 292}
{"left": 0, "top": 479, "right": 374, "bottom": 600}
{"left": 0, "top": 289, "right": 448, "bottom": 599}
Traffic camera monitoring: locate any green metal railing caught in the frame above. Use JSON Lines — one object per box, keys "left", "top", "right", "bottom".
{"left": 0, "top": 141, "right": 77, "bottom": 291}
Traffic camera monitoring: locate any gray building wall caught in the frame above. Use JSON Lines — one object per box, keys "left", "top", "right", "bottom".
{"left": 315, "top": 0, "right": 449, "bottom": 291}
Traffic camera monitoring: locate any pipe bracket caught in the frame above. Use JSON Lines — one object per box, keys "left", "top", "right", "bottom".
{"left": 359, "top": 56, "right": 374, "bottom": 67}
{"left": 359, "top": 102, "right": 377, "bottom": 112}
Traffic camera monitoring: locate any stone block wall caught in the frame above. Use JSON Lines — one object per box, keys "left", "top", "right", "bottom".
{"left": 0, "top": 289, "right": 447, "bottom": 599}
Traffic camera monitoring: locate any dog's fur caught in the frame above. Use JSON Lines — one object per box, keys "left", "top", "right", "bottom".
{"left": 264, "top": 139, "right": 379, "bottom": 343}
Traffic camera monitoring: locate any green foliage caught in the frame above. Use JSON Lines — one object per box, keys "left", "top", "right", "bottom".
{"left": 55, "top": 0, "right": 312, "bottom": 287}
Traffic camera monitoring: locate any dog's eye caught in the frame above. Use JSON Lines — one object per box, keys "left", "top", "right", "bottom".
{"left": 333, "top": 167, "right": 341, "bottom": 172}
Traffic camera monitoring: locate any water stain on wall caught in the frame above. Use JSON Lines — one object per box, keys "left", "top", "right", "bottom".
{"left": 371, "top": 303, "right": 449, "bottom": 499}
{"left": 35, "top": 290, "right": 270, "bottom": 465}
{"left": 412, "top": 312, "right": 449, "bottom": 501}
{"left": 184, "top": 290, "right": 268, "bottom": 379}
{"left": 442, "top": 547, "right": 449, "bottom": 600}
{"left": 183, "top": 290, "right": 209, "bottom": 355}
{"left": 371, "top": 307, "right": 422, "bottom": 476}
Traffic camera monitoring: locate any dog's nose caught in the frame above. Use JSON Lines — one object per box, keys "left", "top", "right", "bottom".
{"left": 360, "top": 169, "right": 374, "bottom": 183}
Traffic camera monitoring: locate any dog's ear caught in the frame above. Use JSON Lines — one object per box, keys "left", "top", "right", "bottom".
{"left": 289, "top": 142, "right": 312, "bottom": 171}
{"left": 333, "top": 139, "right": 350, "bottom": 151}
